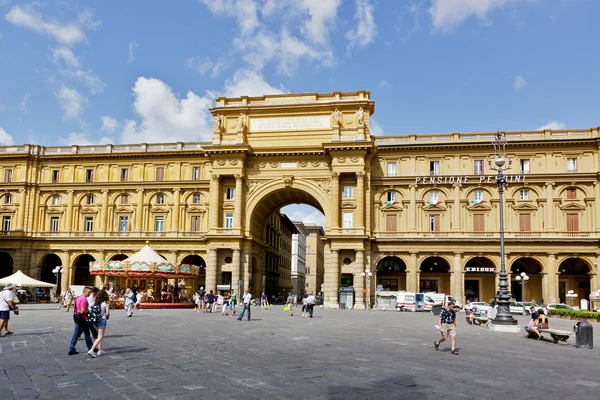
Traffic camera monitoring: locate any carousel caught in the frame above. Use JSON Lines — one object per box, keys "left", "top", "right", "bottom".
{"left": 90, "top": 242, "right": 200, "bottom": 308}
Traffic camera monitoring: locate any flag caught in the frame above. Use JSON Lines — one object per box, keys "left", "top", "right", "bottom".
{"left": 428, "top": 200, "right": 439, "bottom": 206}
{"left": 385, "top": 200, "right": 396, "bottom": 206}
{"left": 473, "top": 199, "right": 484, "bottom": 205}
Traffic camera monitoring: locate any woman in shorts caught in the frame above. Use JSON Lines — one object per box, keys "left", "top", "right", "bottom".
{"left": 89, "top": 290, "right": 110, "bottom": 358}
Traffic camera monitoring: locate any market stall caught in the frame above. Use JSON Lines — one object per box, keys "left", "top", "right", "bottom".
{"left": 0, "top": 270, "right": 57, "bottom": 303}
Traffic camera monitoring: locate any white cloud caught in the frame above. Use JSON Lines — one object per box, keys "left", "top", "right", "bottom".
{"left": 101, "top": 116, "right": 119, "bottom": 132}
{"left": 0, "top": 128, "right": 14, "bottom": 145}
{"left": 19, "top": 92, "right": 30, "bottom": 113}
{"left": 0, "top": 104, "right": 5, "bottom": 112}
{"left": 184, "top": 56, "right": 223, "bottom": 77}
{"left": 513, "top": 75, "right": 526, "bottom": 90}
{"left": 281, "top": 204, "right": 326, "bottom": 228}
{"left": 56, "top": 86, "right": 85, "bottom": 120}
{"left": 119, "top": 77, "right": 213, "bottom": 144}
{"left": 5, "top": 5, "right": 99, "bottom": 45}
{"left": 51, "top": 46, "right": 80, "bottom": 68}
{"left": 70, "top": 68, "right": 105, "bottom": 94}
{"left": 299, "top": 0, "right": 342, "bottom": 46}
{"left": 200, "top": 0, "right": 260, "bottom": 35}
{"left": 128, "top": 41, "right": 138, "bottom": 63}
{"left": 346, "top": 0, "right": 378, "bottom": 50}
{"left": 370, "top": 117, "right": 384, "bottom": 136}
{"left": 59, "top": 132, "right": 113, "bottom": 146}
{"left": 429, "top": 0, "right": 518, "bottom": 32}
{"left": 223, "top": 69, "right": 286, "bottom": 97}
{"left": 538, "top": 120, "right": 566, "bottom": 130}
{"left": 378, "top": 79, "right": 392, "bottom": 89}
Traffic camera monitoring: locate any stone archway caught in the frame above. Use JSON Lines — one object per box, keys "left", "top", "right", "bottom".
{"left": 0, "top": 251, "right": 13, "bottom": 279}
{"left": 419, "top": 256, "right": 451, "bottom": 294}
{"left": 39, "top": 253, "right": 63, "bottom": 292}
{"left": 375, "top": 256, "right": 406, "bottom": 292}
{"left": 558, "top": 257, "right": 592, "bottom": 306}
{"left": 463, "top": 257, "right": 497, "bottom": 303}
{"left": 510, "top": 257, "right": 543, "bottom": 303}
{"left": 181, "top": 254, "right": 206, "bottom": 289}
{"left": 109, "top": 254, "right": 128, "bottom": 261}
{"left": 73, "top": 254, "right": 95, "bottom": 286}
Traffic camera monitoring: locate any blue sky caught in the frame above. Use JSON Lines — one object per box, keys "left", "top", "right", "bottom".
{"left": 0, "top": 0, "right": 598, "bottom": 225}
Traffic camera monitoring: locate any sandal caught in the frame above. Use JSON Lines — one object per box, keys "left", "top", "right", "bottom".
{"left": 5, "top": 331, "right": 14, "bottom": 335}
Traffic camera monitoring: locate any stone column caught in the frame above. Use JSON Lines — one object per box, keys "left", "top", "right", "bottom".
{"left": 324, "top": 247, "right": 339, "bottom": 307}
{"left": 234, "top": 174, "right": 243, "bottom": 230}
{"left": 16, "top": 189, "right": 26, "bottom": 230}
{"left": 331, "top": 172, "right": 340, "bottom": 229}
{"left": 353, "top": 250, "right": 365, "bottom": 309}
{"left": 206, "top": 248, "right": 218, "bottom": 293}
{"left": 365, "top": 171, "right": 372, "bottom": 234}
{"left": 171, "top": 189, "right": 180, "bottom": 231}
{"left": 100, "top": 189, "right": 109, "bottom": 231}
{"left": 546, "top": 253, "right": 558, "bottom": 303}
{"left": 453, "top": 184, "right": 461, "bottom": 231}
{"left": 407, "top": 252, "right": 418, "bottom": 292}
{"left": 408, "top": 185, "right": 416, "bottom": 231}
{"left": 356, "top": 171, "right": 365, "bottom": 230}
{"left": 135, "top": 189, "right": 144, "bottom": 231}
{"left": 232, "top": 249, "right": 241, "bottom": 293}
{"left": 95, "top": 251, "right": 105, "bottom": 287}
{"left": 545, "top": 182, "right": 554, "bottom": 230}
{"left": 209, "top": 174, "right": 220, "bottom": 231}
{"left": 242, "top": 246, "right": 251, "bottom": 291}
{"left": 453, "top": 252, "right": 463, "bottom": 299}
{"left": 541, "top": 272, "right": 548, "bottom": 304}
{"left": 595, "top": 183, "right": 600, "bottom": 232}
{"left": 61, "top": 251, "right": 71, "bottom": 290}
{"left": 65, "top": 190, "right": 74, "bottom": 231}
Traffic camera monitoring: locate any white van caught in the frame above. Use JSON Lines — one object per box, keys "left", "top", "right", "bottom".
{"left": 424, "top": 292, "right": 463, "bottom": 310}
{"left": 396, "top": 292, "right": 416, "bottom": 311}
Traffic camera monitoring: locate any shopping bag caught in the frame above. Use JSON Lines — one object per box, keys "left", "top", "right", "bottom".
{"left": 284, "top": 305, "right": 289, "bottom": 312}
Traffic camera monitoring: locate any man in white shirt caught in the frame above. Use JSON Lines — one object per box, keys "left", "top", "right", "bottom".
{"left": 237, "top": 289, "right": 253, "bottom": 321}
{"left": 0, "top": 283, "right": 16, "bottom": 336}
{"left": 306, "top": 292, "right": 316, "bottom": 318}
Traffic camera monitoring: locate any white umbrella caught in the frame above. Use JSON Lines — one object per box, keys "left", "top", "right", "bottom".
{"left": 0, "top": 270, "right": 56, "bottom": 288}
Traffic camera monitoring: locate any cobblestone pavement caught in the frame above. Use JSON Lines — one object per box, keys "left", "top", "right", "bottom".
{"left": 1, "top": 304, "right": 599, "bottom": 400}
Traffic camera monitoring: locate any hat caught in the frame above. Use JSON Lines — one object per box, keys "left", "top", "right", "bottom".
{"left": 4, "top": 283, "right": 14, "bottom": 290}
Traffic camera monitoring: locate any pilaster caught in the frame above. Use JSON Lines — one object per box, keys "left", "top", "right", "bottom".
{"left": 353, "top": 250, "right": 365, "bottom": 309}
{"left": 408, "top": 185, "right": 416, "bottom": 231}
{"left": 209, "top": 174, "right": 220, "bottom": 231}
{"left": 65, "top": 190, "right": 74, "bottom": 231}
{"left": 407, "top": 252, "right": 418, "bottom": 292}
{"left": 206, "top": 248, "right": 218, "bottom": 293}
{"left": 234, "top": 174, "right": 243, "bottom": 230}
{"left": 171, "top": 189, "right": 180, "bottom": 231}
{"left": 331, "top": 172, "right": 340, "bottom": 228}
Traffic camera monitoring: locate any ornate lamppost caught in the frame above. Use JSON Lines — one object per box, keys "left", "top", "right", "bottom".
{"left": 488, "top": 131, "right": 518, "bottom": 327}
{"left": 52, "top": 266, "right": 64, "bottom": 304}
{"left": 566, "top": 290, "right": 578, "bottom": 308}
{"left": 515, "top": 271, "right": 529, "bottom": 315}
{"left": 361, "top": 268, "right": 372, "bottom": 310}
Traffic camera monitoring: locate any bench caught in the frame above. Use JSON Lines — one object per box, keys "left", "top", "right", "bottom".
{"left": 539, "top": 328, "right": 571, "bottom": 344}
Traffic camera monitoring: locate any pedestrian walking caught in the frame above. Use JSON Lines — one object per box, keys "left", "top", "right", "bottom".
{"left": 206, "top": 290, "right": 215, "bottom": 313}
{"left": 434, "top": 302, "right": 458, "bottom": 355}
{"left": 293, "top": 294, "right": 298, "bottom": 308}
{"left": 237, "top": 289, "right": 252, "bottom": 321}
{"left": 229, "top": 289, "right": 237, "bottom": 316}
{"left": 261, "top": 292, "right": 268, "bottom": 310}
{"left": 221, "top": 293, "right": 230, "bottom": 316}
{"left": 133, "top": 290, "right": 142, "bottom": 311}
{"left": 88, "top": 290, "right": 110, "bottom": 358}
{"left": 68, "top": 287, "right": 94, "bottom": 355}
{"left": 301, "top": 295, "right": 308, "bottom": 317}
{"left": 0, "top": 283, "right": 17, "bottom": 336}
{"left": 64, "top": 289, "right": 73, "bottom": 312}
{"left": 306, "top": 292, "right": 316, "bottom": 318}
{"left": 87, "top": 287, "right": 99, "bottom": 341}
{"left": 125, "top": 288, "right": 135, "bottom": 317}
{"left": 286, "top": 293, "right": 294, "bottom": 316}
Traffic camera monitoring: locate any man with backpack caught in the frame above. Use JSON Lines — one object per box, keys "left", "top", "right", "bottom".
{"left": 68, "top": 287, "right": 94, "bottom": 355}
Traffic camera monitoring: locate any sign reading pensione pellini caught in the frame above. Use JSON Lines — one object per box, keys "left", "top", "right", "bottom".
{"left": 416, "top": 175, "right": 526, "bottom": 185}
{"left": 250, "top": 116, "right": 330, "bottom": 132}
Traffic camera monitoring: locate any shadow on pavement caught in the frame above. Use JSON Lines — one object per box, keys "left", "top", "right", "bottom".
{"left": 327, "top": 375, "right": 425, "bottom": 400}
{"left": 107, "top": 346, "right": 149, "bottom": 354}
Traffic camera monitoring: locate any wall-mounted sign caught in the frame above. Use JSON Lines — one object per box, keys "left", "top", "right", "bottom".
{"left": 281, "top": 162, "right": 297, "bottom": 169}
{"left": 250, "top": 115, "right": 330, "bottom": 132}
{"left": 416, "top": 175, "right": 526, "bottom": 185}
{"left": 465, "top": 267, "right": 495, "bottom": 273}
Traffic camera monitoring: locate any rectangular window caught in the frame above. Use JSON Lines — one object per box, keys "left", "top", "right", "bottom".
{"left": 429, "top": 214, "right": 440, "bottom": 232}
{"left": 474, "top": 160, "right": 484, "bottom": 175}
{"left": 85, "top": 169, "right": 94, "bottom": 182}
{"left": 520, "top": 189, "right": 529, "bottom": 201}
{"left": 121, "top": 168, "right": 129, "bottom": 181}
{"left": 385, "top": 214, "right": 397, "bottom": 232}
{"left": 84, "top": 217, "right": 94, "bottom": 232}
{"left": 191, "top": 216, "right": 201, "bottom": 232}
{"left": 567, "top": 158, "right": 577, "bottom": 173}
{"left": 155, "top": 216, "right": 164, "bottom": 232}
{"left": 343, "top": 186, "right": 353, "bottom": 199}
{"left": 566, "top": 213, "right": 579, "bottom": 232}
{"left": 156, "top": 194, "right": 165, "bottom": 204}
{"left": 119, "top": 216, "right": 129, "bottom": 232}
{"left": 343, "top": 212, "right": 353, "bottom": 229}
{"left": 4, "top": 194, "right": 11, "bottom": 205}
{"left": 52, "top": 195, "right": 60, "bottom": 206}
{"left": 473, "top": 214, "right": 485, "bottom": 232}
{"left": 192, "top": 166, "right": 200, "bottom": 180}
{"left": 155, "top": 167, "right": 165, "bottom": 181}
{"left": 121, "top": 194, "right": 129, "bottom": 205}
{"left": 225, "top": 213, "right": 234, "bottom": 228}
{"left": 226, "top": 188, "right": 235, "bottom": 200}
{"left": 430, "top": 161, "right": 440, "bottom": 176}
{"left": 519, "top": 214, "right": 531, "bottom": 232}
{"left": 429, "top": 190, "right": 439, "bottom": 205}
{"left": 50, "top": 217, "right": 59, "bottom": 232}
{"left": 473, "top": 190, "right": 484, "bottom": 204}
{"left": 566, "top": 188, "right": 577, "bottom": 200}
{"left": 4, "top": 169, "right": 12, "bottom": 183}
{"left": 52, "top": 170, "right": 60, "bottom": 183}
{"left": 387, "top": 162, "right": 396, "bottom": 177}
{"left": 2, "top": 216, "right": 10, "bottom": 231}
{"left": 193, "top": 193, "right": 201, "bottom": 204}
{"left": 86, "top": 195, "right": 94, "bottom": 205}
{"left": 520, "top": 159, "right": 530, "bottom": 174}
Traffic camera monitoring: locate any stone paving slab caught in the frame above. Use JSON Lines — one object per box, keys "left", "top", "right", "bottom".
{"left": 1, "top": 304, "right": 599, "bottom": 399}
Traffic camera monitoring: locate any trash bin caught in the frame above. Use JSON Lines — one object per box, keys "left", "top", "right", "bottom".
{"left": 575, "top": 321, "right": 593, "bottom": 349}
{"left": 432, "top": 304, "right": 442, "bottom": 316}
{"left": 340, "top": 302, "right": 346, "bottom": 310}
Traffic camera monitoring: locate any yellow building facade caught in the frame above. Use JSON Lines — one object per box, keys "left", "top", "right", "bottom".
{"left": 0, "top": 90, "right": 599, "bottom": 308}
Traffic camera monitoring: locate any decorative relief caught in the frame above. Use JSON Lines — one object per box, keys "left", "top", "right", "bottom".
{"left": 350, "top": 157, "right": 360, "bottom": 163}
{"left": 217, "top": 160, "right": 226, "bottom": 166}
{"left": 229, "top": 160, "right": 238, "bottom": 166}
{"left": 332, "top": 108, "right": 342, "bottom": 128}
{"left": 246, "top": 180, "right": 262, "bottom": 195}
{"left": 269, "top": 162, "right": 279, "bottom": 168}
{"left": 357, "top": 107, "right": 364, "bottom": 125}
{"left": 258, "top": 162, "right": 267, "bottom": 168}
{"left": 245, "top": 161, "right": 254, "bottom": 169}
{"left": 356, "top": 171, "right": 365, "bottom": 179}
{"left": 213, "top": 115, "right": 222, "bottom": 132}
{"left": 282, "top": 175, "right": 294, "bottom": 188}
{"left": 331, "top": 171, "right": 340, "bottom": 180}
{"left": 315, "top": 178, "right": 332, "bottom": 195}
{"left": 236, "top": 112, "right": 246, "bottom": 131}
{"left": 311, "top": 161, "right": 321, "bottom": 167}
{"left": 211, "top": 174, "right": 220, "bottom": 182}
{"left": 234, "top": 174, "right": 244, "bottom": 182}
{"left": 299, "top": 161, "right": 308, "bottom": 168}
{"left": 337, "top": 157, "right": 346, "bottom": 163}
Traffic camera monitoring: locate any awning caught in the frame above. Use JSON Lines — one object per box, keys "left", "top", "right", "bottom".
{"left": 0, "top": 270, "right": 56, "bottom": 288}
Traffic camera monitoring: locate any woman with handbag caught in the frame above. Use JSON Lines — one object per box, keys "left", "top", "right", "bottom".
{"left": 88, "top": 290, "right": 110, "bottom": 358}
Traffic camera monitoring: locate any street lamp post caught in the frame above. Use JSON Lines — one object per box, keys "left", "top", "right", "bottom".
{"left": 488, "top": 131, "right": 518, "bottom": 326}
{"left": 566, "top": 290, "right": 578, "bottom": 308}
{"left": 361, "top": 268, "right": 372, "bottom": 310}
{"left": 515, "top": 271, "right": 529, "bottom": 315}
{"left": 52, "top": 266, "right": 64, "bottom": 305}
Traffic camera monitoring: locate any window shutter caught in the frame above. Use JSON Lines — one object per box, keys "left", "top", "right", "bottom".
{"left": 567, "top": 214, "right": 578, "bottom": 232}
{"left": 432, "top": 214, "right": 440, "bottom": 232}
{"left": 519, "top": 214, "right": 531, "bottom": 232}
{"left": 473, "top": 214, "right": 484, "bottom": 232}
{"left": 385, "top": 214, "right": 397, "bottom": 232}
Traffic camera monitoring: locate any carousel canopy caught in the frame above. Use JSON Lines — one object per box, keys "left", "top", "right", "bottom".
{"left": 0, "top": 270, "right": 56, "bottom": 288}
{"left": 90, "top": 244, "right": 200, "bottom": 278}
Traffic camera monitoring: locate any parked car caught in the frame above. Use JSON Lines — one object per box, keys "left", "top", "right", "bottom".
{"left": 521, "top": 302, "right": 542, "bottom": 312}
{"left": 544, "top": 303, "right": 573, "bottom": 312}
{"left": 509, "top": 302, "right": 530, "bottom": 315}
{"left": 464, "top": 302, "right": 490, "bottom": 313}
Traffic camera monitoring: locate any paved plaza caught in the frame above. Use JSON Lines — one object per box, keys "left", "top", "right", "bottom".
{"left": 1, "top": 304, "right": 599, "bottom": 400}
